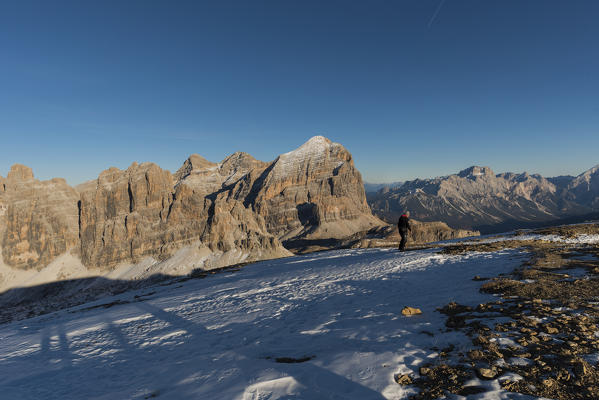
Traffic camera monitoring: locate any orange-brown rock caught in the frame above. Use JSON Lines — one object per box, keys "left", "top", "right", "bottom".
{"left": 79, "top": 161, "right": 289, "bottom": 268}
{"left": 226, "top": 136, "right": 384, "bottom": 241}
{"left": 0, "top": 165, "right": 79, "bottom": 269}
{"left": 79, "top": 163, "right": 175, "bottom": 266}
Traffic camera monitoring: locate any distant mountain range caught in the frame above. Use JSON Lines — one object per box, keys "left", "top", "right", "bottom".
{"left": 363, "top": 182, "right": 404, "bottom": 194}
{"left": 367, "top": 165, "right": 599, "bottom": 233}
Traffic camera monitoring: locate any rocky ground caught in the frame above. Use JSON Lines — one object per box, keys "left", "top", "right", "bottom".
{"left": 395, "top": 223, "right": 599, "bottom": 399}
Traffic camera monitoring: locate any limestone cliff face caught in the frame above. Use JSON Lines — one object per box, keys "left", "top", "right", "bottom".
{"left": 227, "top": 136, "right": 383, "bottom": 241}
{"left": 79, "top": 161, "right": 288, "bottom": 268}
{"left": 79, "top": 163, "right": 175, "bottom": 267}
{"left": 171, "top": 137, "right": 383, "bottom": 244}
{"left": 0, "top": 165, "right": 79, "bottom": 269}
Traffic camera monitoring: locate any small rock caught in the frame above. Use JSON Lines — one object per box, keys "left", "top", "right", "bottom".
{"left": 402, "top": 307, "right": 422, "bottom": 316}
{"left": 468, "top": 350, "right": 485, "bottom": 360}
{"left": 474, "top": 335, "right": 490, "bottom": 346}
{"left": 545, "top": 326, "right": 559, "bottom": 334}
{"left": 476, "top": 367, "right": 498, "bottom": 380}
{"left": 419, "top": 366, "right": 431, "bottom": 376}
{"left": 542, "top": 378, "right": 557, "bottom": 388}
{"left": 394, "top": 373, "right": 413, "bottom": 385}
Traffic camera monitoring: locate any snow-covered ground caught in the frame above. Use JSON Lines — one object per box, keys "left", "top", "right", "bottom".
{"left": 460, "top": 233, "right": 599, "bottom": 246}
{"left": 0, "top": 247, "right": 541, "bottom": 399}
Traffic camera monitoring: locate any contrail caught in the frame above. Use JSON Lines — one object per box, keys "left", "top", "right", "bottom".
{"left": 427, "top": 0, "right": 446, "bottom": 29}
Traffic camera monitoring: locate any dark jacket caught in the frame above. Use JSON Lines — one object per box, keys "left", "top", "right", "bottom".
{"left": 397, "top": 215, "right": 411, "bottom": 232}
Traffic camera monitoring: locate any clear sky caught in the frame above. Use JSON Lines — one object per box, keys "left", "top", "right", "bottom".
{"left": 1, "top": 0, "right": 598, "bottom": 185}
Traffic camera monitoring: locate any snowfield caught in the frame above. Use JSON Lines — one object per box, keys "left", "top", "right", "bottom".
{"left": 0, "top": 247, "right": 541, "bottom": 399}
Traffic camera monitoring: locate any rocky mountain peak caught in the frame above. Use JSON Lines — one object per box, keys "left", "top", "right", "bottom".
{"left": 576, "top": 164, "right": 599, "bottom": 182}
{"left": 219, "top": 152, "right": 266, "bottom": 185}
{"left": 174, "top": 154, "right": 217, "bottom": 181}
{"left": 299, "top": 135, "right": 332, "bottom": 148}
{"left": 279, "top": 136, "right": 335, "bottom": 160}
{"left": 568, "top": 164, "right": 599, "bottom": 208}
{"left": 220, "top": 152, "right": 264, "bottom": 172}
{"left": 98, "top": 167, "right": 124, "bottom": 186}
{"left": 270, "top": 136, "right": 349, "bottom": 182}
{"left": 6, "top": 164, "right": 34, "bottom": 182}
{"left": 457, "top": 166, "right": 494, "bottom": 179}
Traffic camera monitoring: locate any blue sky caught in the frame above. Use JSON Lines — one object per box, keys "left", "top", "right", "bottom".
{"left": 1, "top": 0, "right": 598, "bottom": 184}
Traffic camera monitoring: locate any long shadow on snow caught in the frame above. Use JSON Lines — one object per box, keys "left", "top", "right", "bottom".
{"left": 0, "top": 250, "right": 427, "bottom": 397}
{"left": 0, "top": 248, "right": 513, "bottom": 398}
{"left": 0, "top": 248, "right": 400, "bottom": 324}
{"left": 0, "top": 296, "right": 391, "bottom": 399}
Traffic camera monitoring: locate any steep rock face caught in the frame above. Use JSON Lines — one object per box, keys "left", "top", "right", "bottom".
{"left": 79, "top": 163, "right": 175, "bottom": 267}
{"left": 368, "top": 166, "right": 590, "bottom": 231}
{"left": 79, "top": 161, "right": 290, "bottom": 268}
{"left": 173, "top": 137, "right": 384, "bottom": 243}
{"left": 0, "top": 165, "right": 79, "bottom": 269}
{"left": 568, "top": 165, "right": 599, "bottom": 208}
{"left": 219, "top": 152, "right": 268, "bottom": 187}
{"left": 229, "top": 136, "right": 383, "bottom": 241}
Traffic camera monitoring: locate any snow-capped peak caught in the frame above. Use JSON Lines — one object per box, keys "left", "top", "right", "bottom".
{"left": 282, "top": 136, "right": 333, "bottom": 157}
{"left": 581, "top": 164, "right": 599, "bottom": 177}
{"left": 270, "top": 136, "right": 338, "bottom": 179}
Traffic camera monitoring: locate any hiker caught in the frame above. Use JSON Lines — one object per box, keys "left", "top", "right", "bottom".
{"left": 397, "top": 211, "right": 412, "bottom": 251}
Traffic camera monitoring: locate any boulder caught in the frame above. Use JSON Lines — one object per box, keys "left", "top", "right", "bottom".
{"left": 402, "top": 306, "right": 422, "bottom": 316}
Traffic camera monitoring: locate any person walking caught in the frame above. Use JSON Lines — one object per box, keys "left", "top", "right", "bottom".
{"left": 397, "top": 211, "right": 411, "bottom": 251}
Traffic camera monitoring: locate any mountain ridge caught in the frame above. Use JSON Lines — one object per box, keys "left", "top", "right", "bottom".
{"left": 368, "top": 164, "right": 599, "bottom": 232}
{"left": 0, "top": 136, "right": 474, "bottom": 295}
